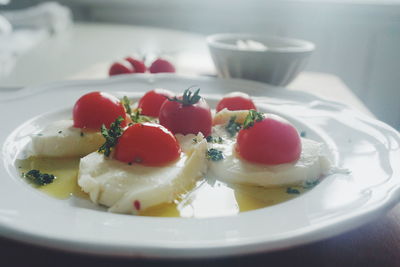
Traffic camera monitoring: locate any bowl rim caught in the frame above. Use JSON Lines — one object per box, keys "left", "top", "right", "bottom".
{"left": 206, "top": 33, "right": 315, "bottom": 53}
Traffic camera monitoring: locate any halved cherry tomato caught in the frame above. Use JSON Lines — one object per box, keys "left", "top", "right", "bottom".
{"left": 138, "top": 89, "right": 174, "bottom": 117}
{"left": 149, "top": 58, "right": 175, "bottom": 73}
{"left": 236, "top": 115, "right": 301, "bottom": 165}
{"left": 216, "top": 92, "right": 256, "bottom": 112}
{"left": 125, "top": 57, "right": 147, "bottom": 73}
{"left": 73, "top": 92, "right": 127, "bottom": 130}
{"left": 159, "top": 89, "right": 212, "bottom": 136}
{"left": 109, "top": 61, "right": 134, "bottom": 76}
{"left": 114, "top": 123, "right": 181, "bottom": 166}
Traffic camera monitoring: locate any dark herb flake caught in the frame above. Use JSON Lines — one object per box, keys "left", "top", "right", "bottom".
{"left": 286, "top": 187, "right": 300, "bottom": 194}
{"left": 300, "top": 131, "right": 307, "bottom": 137}
{"left": 302, "top": 180, "right": 319, "bottom": 189}
{"left": 225, "top": 116, "right": 242, "bottom": 137}
{"left": 206, "top": 148, "right": 224, "bottom": 161}
{"left": 206, "top": 136, "right": 223, "bottom": 144}
{"left": 24, "top": 169, "right": 55, "bottom": 186}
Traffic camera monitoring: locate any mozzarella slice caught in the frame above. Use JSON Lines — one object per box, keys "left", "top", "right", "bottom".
{"left": 213, "top": 109, "right": 250, "bottom": 126}
{"left": 29, "top": 120, "right": 104, "bottom": 158}
{"left": 77, "top": 135, "right": 208, "bottom": 214}
{"left": 209, "top": 138, "right": 331, "bottom": 187}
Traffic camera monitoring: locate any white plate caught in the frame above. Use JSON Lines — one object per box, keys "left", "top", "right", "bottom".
{"left": 1, "top": 74, "right": 399, "bottom": 258}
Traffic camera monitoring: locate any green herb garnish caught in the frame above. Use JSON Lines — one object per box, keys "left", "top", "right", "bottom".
{"left": 225, "top": 116, "right": 242, "bottom": 137}
{"left": 206, "top": 148, "right": 224, "bottom": 161}
{"left": 302, "top": 180, "right": 319, "bottom": 189}
{"left": 131, "top": 108, "right": 152, "bottom": 123}
{"left": 121, "top": 96, "right": 152, "bottom": 123}
{"left": 300, "top": 131, "right": 307, "bottom": 137}
{"left": 286, "top": 187, "right": 300, "bottom": 194}
{"left": 121, "top": 96, "right": 133, "bottom": 116}
{"left": 206, "top": 136, "right": 223, "bottom": 144}
{"left": 24, "top": 169, "right": 55, "bottom": 186}
{"left": 167, "top": 87, "right": 201, "bottom": 106}
{"left": 243, "top": 110, "right": 265, "bottom": 129}
{"left": 98, "top": 116, "right": 124, "bottom": 157}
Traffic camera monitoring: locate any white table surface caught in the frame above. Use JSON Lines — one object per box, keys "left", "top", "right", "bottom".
{"left": 0, "top": 22, "right": 373, "bottom": 117}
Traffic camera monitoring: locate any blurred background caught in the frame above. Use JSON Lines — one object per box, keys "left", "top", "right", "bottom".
{"left": 1, "top": 0, "right": 399, "bottom": 130}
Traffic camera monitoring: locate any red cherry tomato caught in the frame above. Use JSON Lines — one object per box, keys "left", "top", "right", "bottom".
{"left": 149, "top": 58, "right": 175, "bottom": 73}
{"left": 236, "top": 115, "right": 301, "bottom": 165}
{"left": 216, "top": 92, "right": 257, "bottom": 112}
{"left": 159, "top": 90, "right": 212, "bottom": 136}
{"left": 114, "top": 123, "right": 181, "bottom": 166}
{"left": 138, "top": 89, "right": 175, "bottom": 117}
{"left": 109, "top": 61, "right": 134, "bottom": 76}
{"left": 125, "top": 57, "right": 147, "bottom": 73}
{"left": 73, "top": 92, "right": 127, "bottom": 130}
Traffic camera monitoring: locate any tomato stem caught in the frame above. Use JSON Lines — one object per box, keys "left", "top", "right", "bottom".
{"left": 167, "top": 87, "right": 201, "bottom": 106}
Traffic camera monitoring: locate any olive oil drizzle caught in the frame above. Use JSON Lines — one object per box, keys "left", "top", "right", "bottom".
{"left": 18, "top": 157, "right": 306, "bottom": 218}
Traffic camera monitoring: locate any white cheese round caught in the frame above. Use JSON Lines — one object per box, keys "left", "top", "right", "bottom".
{"left": 77, "top": 136, "right": 208, "bottom": 214}
{"left": 29, "top": 120, "right": 104, "bottom": 157}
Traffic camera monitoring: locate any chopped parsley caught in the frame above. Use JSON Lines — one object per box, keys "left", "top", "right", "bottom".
{"left": 192, "top": 138, "right": 198, "bottom": 143}
{"left": 121, "top": 96, "right": 133, "bottom": 115}
{"left": 80, "top": 132, "right": 84, "bottom": 137}
{"left": 58, "top": 130, "right": 62, "bottom": 134}
{"left": 206, "top": 148, "right": 224, "bottom": 161}
{"left": 243, "top": 110, "right": 265, "bottom": 129}
{"left": 121, "top": 96, "right": 152, "bottom": 123}
{"left": 302, "top": 180, "right": 319, "bottom": 189}
{"left": 225, "top": 116, "right": 242, "bottom": 137}
{"left": 286, "top": 180, "right": 320, "bottom": 195}
{"left": 131, "top": 108, "right": 152, "bottom": 123}
{"left": 206, "top": 136, "right": 223, "bottom": 144}
{"left": 300, "top": 131, "right": 307, "bottom": 137}
{"left": 167, "top": 87, "right": 201, "bottom": 106}
{"left": 286, "top": 187, "right": 300, "bottom": 194}
{"left": 98, "top": 116, "right": 124, "bottom": 157}
{"left": 23, "top": 169, "right": 55, "bottom": 186}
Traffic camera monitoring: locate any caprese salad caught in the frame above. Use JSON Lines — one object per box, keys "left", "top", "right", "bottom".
{"left": 19, "top": 87, "right": 331, "bottom": 216}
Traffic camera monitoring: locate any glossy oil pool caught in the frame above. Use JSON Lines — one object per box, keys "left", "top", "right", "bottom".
{"left": 17, "top": 156, "right": 306, "bottom": 218}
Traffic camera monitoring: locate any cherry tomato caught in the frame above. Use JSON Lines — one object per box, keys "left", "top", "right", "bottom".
{"left": 138, "top": 89, "right": 175, "bottom": 117}
{"left": 216, "top": 92, "right": 257, "bottom": 112}
{"left": 125, "top": 57, "right": 147, "bottom": 73}
{"left": 159, "top": 89, "right": 212, "bottom": 136}
{"left": 149, "top": 58, "right": 175, "bottom": 73}
{"left": 236, "top": 115, "right": 301, "bottom": 165}
{"left": 109, "top": 61, "right": 134, "bottom": 76}
{"left": 114, "top": 123, "right": 181, "bottom": 166}
{"left": 73, "top": 92, "right": 127, "bottom": 130}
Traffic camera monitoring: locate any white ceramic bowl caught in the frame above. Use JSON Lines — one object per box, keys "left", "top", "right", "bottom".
{"left": 207, "top": 33, "right": 315, "bottom": 86}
